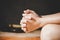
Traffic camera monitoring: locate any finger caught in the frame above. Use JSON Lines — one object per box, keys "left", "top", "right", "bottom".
{"left": 22, "top": 14, "right": 32, "bottom": 20}
{"left": 22, "top": 14, "right": 31, "bottom": 20}
{"left": 20, "top": 19, "right": 27, "bottom": 24}
{"left": 22, "top": 14, "right": 36, "bottom": 23}
{"left": 29, "top": 13, "right": 40, "bottom": 21}
{"left": 31, "top": 15, "right": 37, "bottom": 20}
{"left": 24, "top": 9, "right": 37, "bottom": 16}
{"left": 31, "top": 11, "right": 38, "bottom": 17}
{"left": 27, "top": 10, "right": 39, "bottom": 17}
{"left": 27, "top": 20, "right": 35, "bottom": 24}
{"left": 22, "top": 13, "right": 30, "bottom": 17}
{"left": 24, "top": 14, "right": 32, "bottom": 19}
{"left": 20, "top": 17, "right": 28, "bottom": 24}
{"left": 20, "top": 24, "right": 26, "bottom": 28}
{"left": 21, "top": 28, "right": 26, "bottom": 31}
{"left": 22, "top": 14, "right": 27, "bottom": 17}
{"left": 23, "top": 9, "right": 39, "bottom": 19}
{"left": 24, "top": 9, "right": 31, "bottom": 14}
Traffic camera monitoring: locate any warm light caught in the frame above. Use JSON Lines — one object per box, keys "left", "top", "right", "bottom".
{"left": 9, "top": 24, "right": 21, "bottom": 28}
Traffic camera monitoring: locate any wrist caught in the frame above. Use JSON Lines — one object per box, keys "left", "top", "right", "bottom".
{"left": 37, "top": 16, "right": 47, "bottom": 27}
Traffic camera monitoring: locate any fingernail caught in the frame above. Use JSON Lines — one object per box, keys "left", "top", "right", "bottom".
{"left": 22, "top": 14, "right": 26, "bottom": 16}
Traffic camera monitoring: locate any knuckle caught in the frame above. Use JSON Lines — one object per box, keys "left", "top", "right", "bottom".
{"left": 22, "top": 14, "right": 26, "bottom": 16}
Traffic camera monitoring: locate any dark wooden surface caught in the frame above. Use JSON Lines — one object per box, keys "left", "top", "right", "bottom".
{"left": 0, "top": 30, "right": 40, "bottom": 40}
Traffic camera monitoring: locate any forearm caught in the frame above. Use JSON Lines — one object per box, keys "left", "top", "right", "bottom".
{"left": 39, "top": 13, "right": 60, "bottom": 26}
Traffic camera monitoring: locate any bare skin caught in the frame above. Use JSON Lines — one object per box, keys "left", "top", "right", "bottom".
{"left": 41, "top": 24, "right": 60, "bottom": 40}
{"left": 20, "top": 9, "right": 60, "bottom": 40}
{"left": 20, "top": 9, "right": 60, "bottom": 32}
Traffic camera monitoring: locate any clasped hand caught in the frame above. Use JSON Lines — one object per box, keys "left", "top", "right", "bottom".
{"left": 20, "top": 9, "right": 41, "bottom": 32}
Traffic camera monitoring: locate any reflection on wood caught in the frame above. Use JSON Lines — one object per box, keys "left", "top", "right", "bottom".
{"left": 0, "top": 30, "right": 40, "bottom": 40}
{"left": 0, "top": 37, "right": 40, "bottom": 40}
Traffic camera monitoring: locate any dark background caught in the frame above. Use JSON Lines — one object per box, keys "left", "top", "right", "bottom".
{"left": 0, "top": 0, "right": 60, "bottom": 32}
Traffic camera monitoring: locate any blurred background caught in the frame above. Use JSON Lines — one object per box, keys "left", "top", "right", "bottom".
{"left": 0, "top": 0, "right": 60, "bottom": 32}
